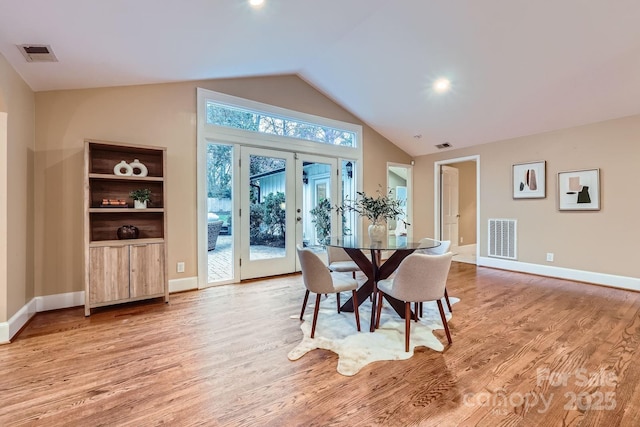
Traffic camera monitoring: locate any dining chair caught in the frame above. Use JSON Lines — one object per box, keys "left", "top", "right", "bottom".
{"left": 326, "top": 245, "right": 361, "bottom": 280}
{"left": 297, "top": 245, "right": 361, "bottom": 338}
{"left": 417, "top": 239, "right": 453, "bottom": 313}
{"left": 326, "top": 245, "right": 364, "bottom": 306}
{"left": 375, "top": 252, "right": 453, "bottom": 351}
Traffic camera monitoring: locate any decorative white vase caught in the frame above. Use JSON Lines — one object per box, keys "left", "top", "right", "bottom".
{"left": 134, "top": 200, "right": 148, "bottom": 209}
{"left": 113, "top": 160, "right": 133, "bottom": 176}
{"left": 368, "top": 221, "right": 387, "bottom": 243}
{"left": 129, "top": 159, "right": 148, "bottom": 177}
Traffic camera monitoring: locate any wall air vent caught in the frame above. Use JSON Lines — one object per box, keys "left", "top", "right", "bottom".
{"left": 488, "top": 218, "right": 517, "bottom": 260}
{"left": 18, "top": 44, "right": 58, "bottom": 62}
{"left": 435, "top": 142, "right": 451, "bottom": 149}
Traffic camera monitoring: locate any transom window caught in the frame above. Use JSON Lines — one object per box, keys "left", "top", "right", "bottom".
{"left": 206, "top": 101, "right": 357, "bottom": 147}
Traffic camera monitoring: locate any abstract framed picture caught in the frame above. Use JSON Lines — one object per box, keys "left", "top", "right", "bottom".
{"left": 557, "top": 168, "right": 600, "bottom": 211}
{"left": 513, "top": 161, "right": 546, "bottom": 199}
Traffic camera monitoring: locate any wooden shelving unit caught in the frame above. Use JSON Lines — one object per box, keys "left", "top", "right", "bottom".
{"left": 84, "top": 140, "right": 168, "bottom": 316}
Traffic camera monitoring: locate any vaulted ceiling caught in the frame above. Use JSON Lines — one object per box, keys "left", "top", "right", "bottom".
{"left": 1, "top": 0, "right": 639, "bottom": 156}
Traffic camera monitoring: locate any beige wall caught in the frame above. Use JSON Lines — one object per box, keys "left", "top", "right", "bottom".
{"left": 0, "top": 52, "right": 35, "bottom": 322}
{"left": 414, "top": 114, "right": 640, "bottom": 278}
{"left": 34, "top": 75, "right": 410, "bottom": 296}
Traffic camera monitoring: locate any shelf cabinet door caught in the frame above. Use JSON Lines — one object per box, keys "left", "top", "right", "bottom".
{"left": 130, "top": 243, "right": 165, "bottom": 298}
{"left": 89, "top": 246, "right": 130, "bottom": 304}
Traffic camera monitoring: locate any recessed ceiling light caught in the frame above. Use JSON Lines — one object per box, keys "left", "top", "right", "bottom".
{"left": 249, "top": 0, "right": 265, "bottom": 7}
{"left": 433, "top": 78, "right": 451, "bottom": 93}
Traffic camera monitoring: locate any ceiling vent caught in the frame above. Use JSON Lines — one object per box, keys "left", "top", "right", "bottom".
{"left": 435, "top": 142, "right": 452, "bottom": 149}
{"left": 17, "top": 44, "right": 58, "bottom": 62}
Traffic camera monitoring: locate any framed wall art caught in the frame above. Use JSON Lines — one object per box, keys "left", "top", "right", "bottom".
{"left": 557, "top": 168, "right": 600, "bottom": 211}
{"left": 513, "top": 161, "right": 546, "bottom": 199}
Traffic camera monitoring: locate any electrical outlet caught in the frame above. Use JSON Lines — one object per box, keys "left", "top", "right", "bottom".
{"left": 177, "top": 262, "right": 185, "bottom": 273}
{"left": 546, "top": 253, "right": 554, "bottom": 262}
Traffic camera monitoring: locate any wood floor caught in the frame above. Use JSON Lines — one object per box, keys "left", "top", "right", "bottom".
{"left": 1, "top": 262, "right": 640, "bottom": 426}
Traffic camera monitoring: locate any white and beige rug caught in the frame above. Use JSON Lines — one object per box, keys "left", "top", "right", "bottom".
{"left": 288, "top": 293, "right": 459, "bottom": 376}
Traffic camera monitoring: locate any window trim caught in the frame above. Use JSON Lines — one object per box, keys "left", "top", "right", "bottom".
{"left": 198, "top": 88, "right": 362, "bottom": 158}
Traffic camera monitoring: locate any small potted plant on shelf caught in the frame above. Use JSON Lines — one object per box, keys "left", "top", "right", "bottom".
{"left": 129, "top": 188, "right": 152, "bottom": 209}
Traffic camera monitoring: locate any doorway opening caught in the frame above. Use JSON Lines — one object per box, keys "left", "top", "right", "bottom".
{"left": 434, "top": 156, "right": 479, "bottom": 264}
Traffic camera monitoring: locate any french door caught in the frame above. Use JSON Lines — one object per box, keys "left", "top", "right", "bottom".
{"left": 240, "top": 147, "right": 296, "bottom": 280}
{"left": 295, "top": 154, "right": 338, "bottom": 270}
{"left": 214, "top": 146, "right": 343, "bottom": 281}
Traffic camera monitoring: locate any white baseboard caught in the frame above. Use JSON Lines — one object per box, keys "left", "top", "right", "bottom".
{"left": 4, "top": 260, "right": 635, "bottom": 344}
{"left": 478, "top": 256, "right": 640, "bottom": 292}
{"left": 0, "top": 298, "right": 37, "bottom": 344}
{"left": 1, "top": 277, "right": 198, "bottom": 344}
{"left": 169, "top": 276, "right": 198, "bottom": 293}
{"left": 36, "top": 291, "right": 84, "bottom": 312}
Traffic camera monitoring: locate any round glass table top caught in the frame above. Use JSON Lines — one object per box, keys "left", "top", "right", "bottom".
{"left": 325, "top": 235, "right": 440, "bottom": 251}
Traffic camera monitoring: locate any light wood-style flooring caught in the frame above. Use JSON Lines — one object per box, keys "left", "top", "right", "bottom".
{"left": 1, "top": 262, "right": 640, "bottom": 426}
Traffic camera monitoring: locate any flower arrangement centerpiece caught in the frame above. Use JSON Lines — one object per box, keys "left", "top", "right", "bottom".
{"left": 338, "top": 187, "right": 407, "bottom": 242}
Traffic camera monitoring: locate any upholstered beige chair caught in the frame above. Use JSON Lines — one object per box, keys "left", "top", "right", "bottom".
{"left": 297, "top": 245, "right": 361, "bottom": 338}
{"left": 417, "top": 239, "right": 452, "bottom": 312}
{"left": 375, "top": 252, "right": 453, "bottom": 351}
{"left": 326, "top": 245, "right": 360, "bottom": 279}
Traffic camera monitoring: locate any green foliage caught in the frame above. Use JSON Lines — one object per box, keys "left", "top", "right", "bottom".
{"left": 249, "top": 192, "right": 286, "bottom": 247}
{"left": 129, "top": 188, "right": 152, "bottom": 203}
{"left": 310, "top": 198, "right": 332, "bottom": 244}
{"left": 262, "top": 192, "right": 286, "bottom": 239}
{"left": 338, "top": 187, "right": 407, "bottom": 225}
{"left": 249, "top": 156, "right": 285, "bottom": 176}
{"left": 207, "top": 144, "right": 232, "bottom": 198}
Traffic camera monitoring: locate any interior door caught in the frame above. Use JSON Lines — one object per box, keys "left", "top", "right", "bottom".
{"left": 441, "top": 165, "right": 459, "bottom": 249}
{"left": 240, "top": 147, "right": 296, "bottom": 279}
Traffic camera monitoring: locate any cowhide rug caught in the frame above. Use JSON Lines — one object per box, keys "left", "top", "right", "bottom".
{"left": 288, "top": 292, "right": 459, "bottom": 376}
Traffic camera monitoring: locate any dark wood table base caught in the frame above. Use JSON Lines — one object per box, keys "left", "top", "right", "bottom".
{"left": 340, "top": 247, "right": 416, "bottom": 332}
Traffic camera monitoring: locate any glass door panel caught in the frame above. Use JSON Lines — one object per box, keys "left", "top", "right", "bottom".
{"left": 240, "top": 147, "right": 295, "bottom": 279}
{"left": 296, "top": 154, "right": 338, "bottom": 270}
{"left": 341, "top": 160, "right": 358, "bottom": 241}
{"left": 206, "top": 143, "right": 234, "bottom": 284}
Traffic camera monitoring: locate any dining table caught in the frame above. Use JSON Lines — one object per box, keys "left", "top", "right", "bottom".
{"left": 325, "top": 235, "right": 440, "bottom": 332}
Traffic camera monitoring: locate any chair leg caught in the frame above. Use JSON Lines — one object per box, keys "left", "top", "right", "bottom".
{"left": 336, "top": 292, "right": 341, "bottom": 313}
{"left": 413, "top": 302, "right": 419, "bottom": 322}
{"left": 311, "top": 293, "right": 322, "bottom": 339}
{"left": 444, "top": 288, "right": 452, "bottom": 312}
{"left": 352, "top": 290, "right": 361, "bottom": 331}
{"left": 352, "top": 271, "right": 356, "bottom": 279}
{"left": 419, "top": 301, "right": 423, "bottom": 317}
{"left": 405, "top": 302, "right": 411, "bottom": 352}
{"left": 437, "top": 299, "right": 452, "bottom": 344}
{"left": 375, "top": 291, "right": 384, "bottom": 329}
{"left": 300, "top": 289, "right": 310, "bottom": 320}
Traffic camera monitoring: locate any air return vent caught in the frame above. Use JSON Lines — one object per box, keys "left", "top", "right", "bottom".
{"left": 488, "top": 219, "right": 517, "bottom": 260}
{"left": 435, "top": 142, "right": 451, "bottom": 149}
{"left": 18, "top": 44, "right": 58, "bottom": 62}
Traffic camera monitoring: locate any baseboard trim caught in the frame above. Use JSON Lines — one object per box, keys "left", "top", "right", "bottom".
{"left": 169, "top": 276, "right": 198, "bottom": 293}
{"left": 4, "top": 262, "right": 635, "bottom": 344}
{"left": 477, "top": 256, "right": 640, "bottom": 292}
{"left": 2, "top": 278, "right": 197, "bottom": 344}
{"left": 36, "top": 291, "right": 85, "bottom": 312}
{"left": 1, "top": 298, "right": 37, "bottom": 344}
